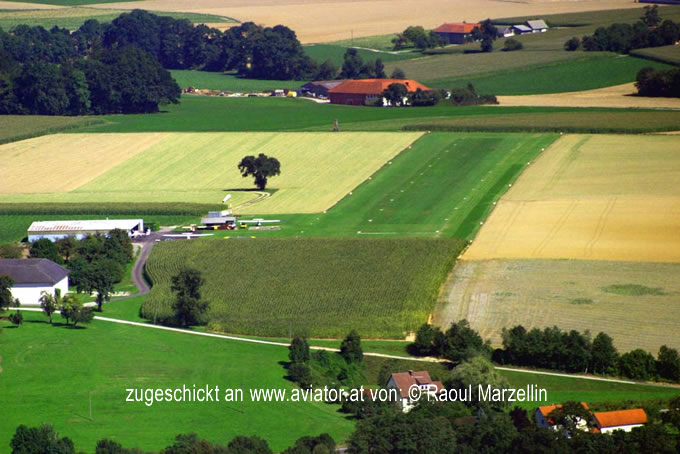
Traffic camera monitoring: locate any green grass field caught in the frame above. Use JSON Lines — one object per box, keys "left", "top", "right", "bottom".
{"left": 214, "top": 132, "right": 556, "bottom": 240}
{"left": 0, "top": 115, "right": 103, "bottom": 145}
{"left": 0, "top": 311, "right": 353, "bottom": 453}
{"left": 426, "top": 55, "right": 672, "bottom": 95}
{"left": 0, "top": 132, "right": 420, "bottom": 211}
{"left": 0, "top": 8, "right": 235, "bottom": 31}
{"left": 73, "top": 96, "right": 680, "bottom": 134}
{"left": 142, "top": 238, "right": 465, "bottom": 338}
{"left": 170, "top": 71, "right": 306, "bottom": 92}
{"left": 631, "top": 45, "right": 680, "bottom": 66}
{"left": 499, "top": 370, "right": 680, "bottom": 409}
{"left": 303, "top": 44, "right": 417, "bottom": 67}
{"left": 328, "top": 34, "right": 402, "bottom": 52}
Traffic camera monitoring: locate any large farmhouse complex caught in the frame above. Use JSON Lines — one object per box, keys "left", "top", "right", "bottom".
{"left": 27, "top": 219, "right": 144, "bottom": 242}
{"left": 0, "top": 259, "right": 69, "bottom": 306}
{"left": 328, "top": 79, "right": 430, "bottom": 106}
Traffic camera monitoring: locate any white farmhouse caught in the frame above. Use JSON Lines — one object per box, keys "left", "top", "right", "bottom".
{"left": 593, "top": 409, "right": 648, "bottom": 434}
{"left": 28, "top": 219, "right": 144, "bottom": 242}
{"left": 0, "top": 259, "right": 69, "bottom": 306}
{"left": 386, "top": 370, "right": 443, "bottom": 413}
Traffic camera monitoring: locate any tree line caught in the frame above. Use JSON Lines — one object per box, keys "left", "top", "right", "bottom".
{"left": 636, "top": 66, "right": 680, "bottom": 97}
{"left": 564, "top": 5, "right": 680, "bottom": 53}
{"left": 0, "top": 25, "right": 180, "bottom": 115}
{"left": 9, "top": 425, "right": 336, "bottom": 454}
{"left": 412, "top": 320, "right": 680, "bottom": 383}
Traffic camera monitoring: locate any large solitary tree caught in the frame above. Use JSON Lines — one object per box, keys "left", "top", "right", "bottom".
{"left": 238, "top": 153, "right": 281, "bottom": 190}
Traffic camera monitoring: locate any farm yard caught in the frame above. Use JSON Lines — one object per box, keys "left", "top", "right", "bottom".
{"left": 463, "top": 134, "right": 680, "bottom": 263}
{"left": 0, "top": 132, "right": 422, "bottom": 211}
{"left": 434, "top": 259, "right": 680, "bottom": 354}
{"left": 142, "top": 238, "right": 465, "bottom": 338}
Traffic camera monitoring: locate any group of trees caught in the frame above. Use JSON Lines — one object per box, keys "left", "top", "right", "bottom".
{"left": 287, "top": 330, "right": 364, "bottom": 389}
{"left": 636, "top": 66, "right": 680, "bottom": 98}
{"left": 497, "top": 325, "right": 680, "bottom": 382}
{"left": 392, "top": 25, "right": 444, "bottom": 50}
{"left": 10, "top": 426, "right": 336, "bottom": 454}
{"left": 30, "top": 230, "right": 133, "bottom": 312}
{"left": 412, "top": 321, "right": 680, "bottom": 383}
{"left": 565, "top": 6, "right": 680, "bottom": 53}
{"left": 375, "top": 83, "right": 496, "bottom": 108}
{"left": 412, "top": 319, "right": 491, "bottom": 361}
{"left": 0, "top": 25, "right": 180, "bottom": 115}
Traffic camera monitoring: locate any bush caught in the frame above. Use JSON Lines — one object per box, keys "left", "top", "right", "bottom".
{"left": 564, "top": 36, "right": 581, "bottom": 51}
{"left": 9, "top": 311, "right": 23, "bottom": 326}
{"left": 502, "top": 39, "right": 523, "bottom": 52}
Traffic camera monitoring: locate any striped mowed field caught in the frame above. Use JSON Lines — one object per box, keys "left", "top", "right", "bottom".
{"left": 463, "top": 134, "right": 680, "bottom": 263}
{"left": 0, "top": 132, "right": 422, "bottom": 212}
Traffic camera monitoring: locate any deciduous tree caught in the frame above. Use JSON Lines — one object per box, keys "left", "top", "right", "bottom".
{"left": 170, "top": 268, "right": 209, "bottom": 328}
{"left": 238, "top": 153, "right": 281, "bottom": 190}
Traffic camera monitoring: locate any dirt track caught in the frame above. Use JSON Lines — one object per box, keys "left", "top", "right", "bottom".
{"left": 498, "top": 83, "right": 680, "bottom": 109}
{"left": 89, "top": 0, "right": 640, "bottom": 43}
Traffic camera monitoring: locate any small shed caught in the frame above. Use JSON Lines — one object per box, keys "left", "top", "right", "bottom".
{"left": 301, "top": 80, "right": 346, "bottom": 98}
{"left": 512, "top": 25, "right": 532, "bottom": 35}
{"left": 497, "top": 26, "right": 515, "bottom": 38}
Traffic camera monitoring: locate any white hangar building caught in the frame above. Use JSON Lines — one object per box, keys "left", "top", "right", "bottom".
{"left": 27, "top": 219, "right": 144, "bottom": 242}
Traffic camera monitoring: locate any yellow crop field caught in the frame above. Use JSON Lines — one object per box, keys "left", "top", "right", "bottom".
{"left": 92, "top": 0, "right": 639, "bottom": 43}
{"left": 0, "top": 133, "right": 168, "bottom": 194}
{"left": 463, "top": 134, "right": 680, "bottom": 263}
{"left": 0, "top": 132, "right": 421, "bottom": 212}
{"left": 433, "top": 259, "right": 680, "bottom": 353}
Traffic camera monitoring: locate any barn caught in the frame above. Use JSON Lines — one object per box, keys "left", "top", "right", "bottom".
{"left": 527, "top": 19, "right": 549, "bottom": 33}
{"left": 0, "top": 258, "right": 69, "bottom": 306}
{"left": 433, "top": 22, "right": 480, "bottom": 44}
{"left": 27, "top": 219, "right": 144, "bottom": 242}
{"left": 328, "top": 79, "right": 430, "bottom": 106}
{"left": 301, "top": 80, "right": 345, "bottom": 98}
{"left": 592, "top": 409, "right": 647, "bottom": 434}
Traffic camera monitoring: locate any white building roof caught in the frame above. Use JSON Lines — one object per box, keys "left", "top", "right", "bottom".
{"left": 527, "top": 20, "right": 548, "bottom": 30}
{"left": 28, "top": 219, "right": 143, "bottom": 233}
{"left": 513, "top": 25, "right": 532, "bottom": 32}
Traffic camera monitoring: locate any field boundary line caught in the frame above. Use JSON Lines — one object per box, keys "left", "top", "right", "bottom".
{"left": 495, "top": 366, "right": 637, "bottom": 384}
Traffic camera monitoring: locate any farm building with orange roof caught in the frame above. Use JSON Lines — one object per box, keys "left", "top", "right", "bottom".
{"left": 434, "top": 22, "right": 480, "bottom": 44}
{"left": 328, "top": 79, "right": 430, "bottom": 106}
{"left": 592, "top": 409, "right": 648, "bottom": 434}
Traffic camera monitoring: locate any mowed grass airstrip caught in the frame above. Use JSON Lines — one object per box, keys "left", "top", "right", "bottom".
{"left": 0, "top": 132, "right": 422, "bottom": 212}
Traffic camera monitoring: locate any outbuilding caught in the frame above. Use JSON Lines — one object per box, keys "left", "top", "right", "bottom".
{"left": 592, "top": 409, "right": 647, "bottom": 433}
{"left": 301, "top": 80, "right": 346, "bottom": 98}
{"left": 527, "top": 19, "right": 549, "bottom": 33}
{"left": 28, "top": 219, "right": 144, "bottom": 242}
{"left": 433, "top": 22, "right": 480, "bottom": 44}
{"left": 512, "top": 25, "right": 532, "bottom": 35}
{"left": 328, "top": 79, "right": 430, "bottom": 106}
{"left": 0, "top": 258, "right": 69, "bottom": 306}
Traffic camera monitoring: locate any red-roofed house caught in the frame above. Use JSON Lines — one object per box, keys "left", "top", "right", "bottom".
{"left": 536, "top": 402, "right": 590, "bottom": 431}
{"left": 386, "top": 370, "right": 443, "bottom": 412}
{"left": 328, "top": 79, "right": 430, "bottom": 106}
{"left": 592, "top": 409, "right": 647, "bottom": 434}
{"left": 434, "top": 22, "right": 480, "bottom": 44}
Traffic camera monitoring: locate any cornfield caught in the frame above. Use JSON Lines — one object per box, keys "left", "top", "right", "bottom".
{"left": 142, "top": 238, "right": 465, "bottom": 338}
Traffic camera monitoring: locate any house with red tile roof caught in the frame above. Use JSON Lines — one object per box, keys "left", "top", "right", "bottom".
{"left": 536, "top": 402, "right": 590, "bottom": 431}
{"left": 592, "top": 409, "right": 648, "bottom": 434}
{"left": 386, "top": 370, "right": 443, "bottom": 412}
{"left": 328, "top": 79, "right": 430, "bottom": 106}
{"left": 434, "top": 22, "right": 480, "bottom": 44}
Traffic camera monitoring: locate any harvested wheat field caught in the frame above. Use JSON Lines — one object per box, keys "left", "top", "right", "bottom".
{"left": 498, "top": 83, "right": 680, "bottom": 109}
{"left": 90, "top": 0, "right": 639, "bottom": 43}
{"left": 433, "top": 259, "right": 680, "bottom": 353}
{"left": 464, "top": 134, "right": 680, "bottom": 263}
{"left": 0, "top": 1, "right": 60, "bottom": 9}
{"left": 0, "top": 132, "right": 421, "bottom": 211}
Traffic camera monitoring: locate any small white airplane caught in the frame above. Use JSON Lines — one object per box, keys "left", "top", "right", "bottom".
{"left": 239, "top": 218, "right": 281, "bottom": 226}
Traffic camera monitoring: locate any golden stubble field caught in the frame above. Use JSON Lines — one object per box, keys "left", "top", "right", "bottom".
{"left": 89, "top": 0, "right": 639, "bottom": 43}
{"left": 433, "top": 258, "right": 680, "bottom": 353}
{"left": 0, "top": 132, "right": 422, "bottom": 212}
{"left": 463, "top": 134, "right": 680, "bottom": 263}
{"left": 498, "top": 83, "right": 680, "bottom": 109}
